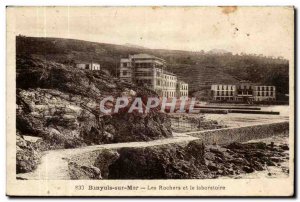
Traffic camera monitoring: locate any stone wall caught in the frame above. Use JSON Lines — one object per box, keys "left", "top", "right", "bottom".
{"left": 186, "top": 121, "right": 289, "bottom": 145}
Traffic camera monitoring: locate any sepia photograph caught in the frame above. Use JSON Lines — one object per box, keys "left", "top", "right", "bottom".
{"left": 6, "top": 6, "right": 294, "bottom": 196}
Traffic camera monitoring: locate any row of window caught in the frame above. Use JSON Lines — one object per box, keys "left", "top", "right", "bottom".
{"left": 156, "top": 79, "right": 177, "bottom": 88}
{"left": 162, "top": 91, "right": 177, "bottom": 97}
{"left": 135, "top": 63, "right": 154, "bottom": 68}
{"left": 215, "top": 97, "right": 276, "bottom": 101}
{"left": 179, "top": 91, "right": 188, "bottom": 96}
{"left": 256, "top": 92, "right": 274, "bottom": 96}
{"left": 179, "top": 85, "right": 188, "bottom": 90}
{"left": 214, "top": 86, "right": 275, "bottom": 91}
{"left": 135, "top": 71, "right": 153, "bottom": 77}
{"left": 121, "top": 62, "right": 131, "bottom": 68}
{"left": 216, "top": 91, "right": 234, "bottom": 96}
{"left": 215, "top": 86, "right": 235, "bottom": 90}
{"left": 257, "top": 86, "right": 275, "bottom": 91}
{"left": 214, "top": 91, "right": 274, "bottom": 97}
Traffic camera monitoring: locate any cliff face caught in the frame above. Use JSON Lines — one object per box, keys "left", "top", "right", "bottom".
{"left": 16, "top": 55, "right": 172, "bottom": 173}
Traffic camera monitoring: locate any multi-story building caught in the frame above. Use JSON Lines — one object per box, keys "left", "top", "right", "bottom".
{"left": 119, "top": 58, "right": 133, "bottom": 82}
{"left": 75, "top": 61, "right": 101, "bottom": 71}
{"left": 162, "top": 71, "right": 177, "bottom": 97}
{"left": 211, "top": 84, "right": 237, "bottom": 101}
{"left": 235, "top": 81, "right": 254, "bottom": 102}
{"left": 177, "top": 81, "right": 189, "bottom": 97}
{"left": 211, "top": 82, "right": 276, "bottom": 102}
{"left": 120, "top": 54, "right": 188, "bottom": 98}
{"left": 253, "top": 85, "right": 276, "bottom": 101}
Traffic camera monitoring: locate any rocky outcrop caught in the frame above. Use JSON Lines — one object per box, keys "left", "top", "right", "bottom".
{"left": 68, "top": 162, "right": 102, "bottom": 180}
{"left": 67, "top": 137, "right": 289, "bottom": 179}
{"left": 16, "top": 134, "right": 41, "bottom": 173}
{"left": 68, "top": 149, "right": 120, "bottom": 180}
{"left": 16, "top": 55, "right": 173, "bottom": 153}
{"left": 204, "top": 141, "right": 289, "bottom": 177}
{"left": 108, "top": 140, "right": 208, "bottom": 179}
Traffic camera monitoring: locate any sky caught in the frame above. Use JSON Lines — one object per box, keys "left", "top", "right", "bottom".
{"left": 8, "top": 6, "right": 294, "bottom": 59}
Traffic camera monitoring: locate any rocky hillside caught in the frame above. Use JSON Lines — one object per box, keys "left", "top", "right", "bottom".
{"left": 16, "top": 55, "right": 172, "bottom": 173}
{"left": 17, "top": 36, "right": 289, "bottom": 99}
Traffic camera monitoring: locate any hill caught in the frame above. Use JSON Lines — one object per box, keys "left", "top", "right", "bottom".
{"left": 16, "top": 35, "right": 289, "bottom": 100}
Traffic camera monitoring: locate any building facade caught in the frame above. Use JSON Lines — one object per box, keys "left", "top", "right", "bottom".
{"left": 211, "top": 84, "right": 237, "bottom": 101}
{"left": 211, "top": 82, "right": 276, "bottom": 102}
{"left": 120, "top": 54, "right": 188, "bottom": 98}
{"left": 253, "top": 86, "right": 276, "bottom": 101}
{"left": 235, "top": 81, "right": 254, "bottom": 102}
{"left": 75, "top": 62, "right": 101, "bottom": 71}
{"left": 177, "top": 81, "right": 189, "bottom": 97}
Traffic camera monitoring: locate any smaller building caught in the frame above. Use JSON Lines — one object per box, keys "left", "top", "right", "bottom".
{"left": 75, "top": 61, "right": 101, "bottom": 71}
{"left": 162, "top": 71, "right": 177, "bottom": 98}
{"left": 177, "top": 81, "right": 189, "bottom": 97}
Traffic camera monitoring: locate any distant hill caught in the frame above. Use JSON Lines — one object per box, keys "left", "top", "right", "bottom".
{"left": 207, "top": 49, "right": 230, "bottom": 55}
{"left": 16, "top": 36, "right": 289, "bottom": 100}
{"left": 124, "top": 43, "right": 147, "bottom": 49}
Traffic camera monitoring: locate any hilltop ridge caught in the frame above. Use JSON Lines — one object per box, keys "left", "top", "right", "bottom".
{"left": 17, "top": 36, "right": 289, "bottom": 99}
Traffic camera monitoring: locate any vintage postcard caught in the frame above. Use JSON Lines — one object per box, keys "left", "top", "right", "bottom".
{"left": 6, "top": 6, "right": 294, "bottom": 196}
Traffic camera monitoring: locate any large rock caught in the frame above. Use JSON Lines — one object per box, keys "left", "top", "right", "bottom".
{"left": 68, "top": 162, "right": 102, "bottom": 180}
{"left": 16, "top": 135, "right": 41, "bottom": 173}
{"left": 16, "top": 55, "right": 173, "bottom": 148}
{"left": 107, "top": 140, "right": 208, "bottom": 179}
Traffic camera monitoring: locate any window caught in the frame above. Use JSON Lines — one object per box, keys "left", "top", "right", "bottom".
{"left": 123, "top": 63, "right": 127, "bottom": 67}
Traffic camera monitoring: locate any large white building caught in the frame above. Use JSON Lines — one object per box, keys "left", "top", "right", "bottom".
{"left": 120, "top": 54, "right": 188, "bottom": 98}
{"left": 211, "top": 82, "right": 276, "bottom": 102}
{"left": 211, "top": 84, "right": 237, "bottom": 101}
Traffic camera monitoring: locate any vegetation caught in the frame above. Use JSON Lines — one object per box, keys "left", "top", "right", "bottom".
{"left": 17, "top": 35, "right": 289, "bottom": 100}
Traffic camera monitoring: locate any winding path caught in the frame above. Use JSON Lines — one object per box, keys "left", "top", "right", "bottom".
{"left": 17, "top": 133, "right": 199, "bottom": 180}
